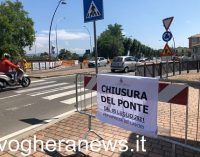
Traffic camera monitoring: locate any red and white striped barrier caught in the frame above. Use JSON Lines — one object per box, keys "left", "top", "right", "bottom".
{"left": 159, "top": 83, "right": 188, "bottom": 105}
{"left": 84, "top": 76, "right": 97, "bottom": 91}
{"left": 84, "top": 76, "right": 188, "bottom": 105}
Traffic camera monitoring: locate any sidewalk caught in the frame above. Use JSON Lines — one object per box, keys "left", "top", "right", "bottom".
{"left": 0, "top": 108, "right": 200, "bottom": 157}
{"left": 28, "top": 65, "right": 97, "bottom": 78}
{"left": 1, "top": 67, "right": 200, "bottom": 157}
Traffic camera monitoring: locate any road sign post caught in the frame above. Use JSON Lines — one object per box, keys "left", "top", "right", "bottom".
{"left": 161, "top": 17, "right": 174, "bottom": 57}
{"left": 162, "top": 31, "right": 173, "bottom": 42}
{"left": 83, "top": 0, "right": 104, "bottom": 74}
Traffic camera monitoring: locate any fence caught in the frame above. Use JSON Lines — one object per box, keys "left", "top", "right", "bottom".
{"left": 24, "top": 60, "right": 62, "bottom": 71}
{"left": 136, "top": 60, "right": 200, "bottom": 78}
{"left": 75, "top": 73, "right": 200, "bottom": 156}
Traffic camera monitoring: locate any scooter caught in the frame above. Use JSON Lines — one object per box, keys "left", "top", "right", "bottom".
{"left": 0, "top": 68, "right": 31, "bottom": 91}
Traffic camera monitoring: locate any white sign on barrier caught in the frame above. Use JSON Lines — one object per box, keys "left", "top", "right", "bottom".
{"left": 46, "top": 62, "right": 50, "bottom": 69}
{"left": 32, "top": 62, "right": 39, "bottom": 70}
{"left": 96, "top": 74, "right": 159, "bottom": 138}
{"left": 40, "top": 62, "right": 46, "bottom": 70}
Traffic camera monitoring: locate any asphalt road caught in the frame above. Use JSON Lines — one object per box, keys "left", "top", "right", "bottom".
{"left": 0, "top": 66, "right": 135, "bottom": 138}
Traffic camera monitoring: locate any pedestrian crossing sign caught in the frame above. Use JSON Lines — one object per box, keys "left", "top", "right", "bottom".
{"left": 161, "top": 43, "right": 173, "bottom": 56}
{"left": 83, "top": 0, "right": 104, "bottom": 23}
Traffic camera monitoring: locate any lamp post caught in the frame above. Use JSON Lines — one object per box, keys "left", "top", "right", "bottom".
{"left": 83, "top": 26, "right": 92, "bottom": 54}
{"left": 34, "top": 31, "right": 37, "bottom": 55}
{"left": 48, "top": 0, "right": 66, "bottom": 61}
{"left": 55, "top": 17, "right": 65, "bottom": 58}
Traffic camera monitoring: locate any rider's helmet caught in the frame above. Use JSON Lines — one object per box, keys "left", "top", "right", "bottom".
{"left": 2, "top": 53, "right": 11, "bottom": 59}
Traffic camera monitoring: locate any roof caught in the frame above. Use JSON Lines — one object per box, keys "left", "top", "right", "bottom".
{"left": 188, "top": 34, "right": 200, "bottom": 39}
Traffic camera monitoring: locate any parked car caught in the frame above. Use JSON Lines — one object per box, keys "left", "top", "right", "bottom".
{"left": 111, "top": 56, "right": 138, "bottom": 73}
{"left": 139, "top": 57, "right": 149, "bottom": 62}
{"left": 88, "top": 57, "right": 107, "bottom": 68}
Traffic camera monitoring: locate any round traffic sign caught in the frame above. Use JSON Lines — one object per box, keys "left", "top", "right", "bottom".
{"left": 162, "top": 31, "right": 172, "bottom": 42}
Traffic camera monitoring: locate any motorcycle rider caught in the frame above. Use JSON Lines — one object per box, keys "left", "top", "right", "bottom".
{"left": 0, "top": 53, "right": 20, "bottom": 80}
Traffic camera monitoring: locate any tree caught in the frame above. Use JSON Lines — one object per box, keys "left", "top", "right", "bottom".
{"left": 58, "top": 49, "right": 76, "bottom": 60}
{"left": 40, "top": 52, "right": 49, "bottom": 60}
{"left": 97, "top": 23, "right": 124, "bottom": 59}
{"left": 123, "top": 37, "right": 132, "bottom": 56}
{"left": 0, "top": 0, "right": 35, "bottom": 59}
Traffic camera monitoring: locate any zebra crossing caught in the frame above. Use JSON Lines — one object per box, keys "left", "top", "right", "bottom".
{"left": 14, "top": 79, "right": 97, "bottom": 105}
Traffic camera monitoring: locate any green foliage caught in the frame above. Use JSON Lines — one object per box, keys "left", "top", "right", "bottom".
{"left": 97, "top": 23, "right": 124, "bottom": 59}
{"left": 97, "top": 23, "right": 157, "bottom": 59}
{"left": 58, "top": 49, "right": 79, "bottom": 60}
{"left": 0, "top": 0, "right": 35, "bottom": 59}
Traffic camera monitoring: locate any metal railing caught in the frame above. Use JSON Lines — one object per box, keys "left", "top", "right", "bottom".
{"left": 75, "top": 73, "right": 200, "bottom": 156}
{"left": 136, "top": 60, "right": 200, "bottom": 78}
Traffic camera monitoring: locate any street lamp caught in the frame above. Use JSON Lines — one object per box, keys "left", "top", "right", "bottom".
{"left": 169, "top": 29, "right": 176, "bottom": 55}
{"left": 48, "top": 0, "right": 66, "bottom": 61}
{"left": 34, "top": 31, "right": 37, "bottom": 55}
{"left": 55, "top": 17, "right": 65, "bottom": 58}
{"left": 83, "top": 26, "right": 92, "bottom": 54}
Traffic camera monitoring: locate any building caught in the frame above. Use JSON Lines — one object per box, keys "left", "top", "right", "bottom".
{"left": 188, "top": 34, "right": 200, "bottom": 60}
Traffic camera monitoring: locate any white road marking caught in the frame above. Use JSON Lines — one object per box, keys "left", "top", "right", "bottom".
{"left": 5, "top": 107, "right": 18, "bottom": 111}
{"left": 0, "top": 109, "right": 76, "bottom": 142}
{"left": 43, "top": 87, "right": 87, "bottom": 100}
{"left": 30, "top": 81, "right": 56, "bottom": 87}
{"left": 15, "top": 83, "right": 68, "bottom": 94}
{"left": 5, "top": 104, "right": 33, "bottom": 111}
{"left": 44, "top": 75, "right": 72, "bottom": 80}
{"left": 23, "top": 104, "right": 32, "bottom": 107}
{"left": 0, "top": 94, "right": 21, "bottom": 100}
{"left": 31, "top": 80, "right": 46, "bottom": 83}
{"left": 27, "top": 85, "right": 75, "bottom": 96}
{"left": 61, "top": 91, "right": 96, "bottom": 104}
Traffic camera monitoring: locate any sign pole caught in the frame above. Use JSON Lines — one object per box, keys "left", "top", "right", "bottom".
{"left": 93, "top": 21, "right": 98, "bottom": 74}
{"left": 83, "top": 0, "right": 104, "bottom": 74}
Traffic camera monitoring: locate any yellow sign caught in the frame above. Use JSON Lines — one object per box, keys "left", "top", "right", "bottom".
{"left": 25, "top": 62, "right": 32, "bottom": 69}
{"left": 161, "top": 43, "right": 173, "bottom": 56}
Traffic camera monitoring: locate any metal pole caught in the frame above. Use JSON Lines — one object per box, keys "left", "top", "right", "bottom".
{"left": 185, "top": 100, "right": 189, "bottom": 144}
{"left": 55, "top": 25, "right": 58, "bottom": 57}
{"left": 34, "top": 31, "right": 37, "bottom": 55}
{"left": 169, "top": 29, "right": 176, "bottom": 55}
{"left": 196, "top": 89, "right": 200, "bottom": 141}
{"left": 84, "top": 26, "right": 92, "bottom": 54}
{"left": 166, "top": 58, "right": 169, "bottom": 78}
{"left": 93, "top": 21, "right": 98, "bottom": 74}
{"left": 49, "top": 0, "right": 65, "bottom": 61}
{"left": 55, "top": 17, "right": 65, "bottom": 58}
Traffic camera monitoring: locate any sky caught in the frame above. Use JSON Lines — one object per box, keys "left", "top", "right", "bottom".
{"left": 2, "top": 0, "right": 200, "bottom": 55}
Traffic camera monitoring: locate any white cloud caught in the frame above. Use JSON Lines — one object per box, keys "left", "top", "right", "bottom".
{"left": 26, "top": 29, "right": 89, "bottom": 54}
{"left": 69, "top": 48, "right": 85, "bottom": 54}
{"left": 41, "top": 29, "right": 89, "bottom": 40}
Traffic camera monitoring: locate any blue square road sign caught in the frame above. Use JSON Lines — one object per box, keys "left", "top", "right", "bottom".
{"left": 83, "top": 0, "right": 104, "bottom": 23}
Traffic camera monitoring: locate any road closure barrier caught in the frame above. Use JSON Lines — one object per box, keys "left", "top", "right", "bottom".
{"left": 75, "top": 73, "right": 200, "bottom": 156}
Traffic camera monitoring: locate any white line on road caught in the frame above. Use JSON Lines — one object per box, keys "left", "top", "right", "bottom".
{"left": 31, "top": 80, "right": 46, "bottom": 83}
{"left": 27, "top": 85, "right": 75, "bottom": 96}
{"left": 61, "top": 91, "right": 97, "bottom": 104}
{"left": 5, "top": 107, "right": 18, "bottom": 111}
{"left": 43, "top": 87, "right": 86, "bottom": 100}
{"left": 44, "top": 75, "right": 73, "bottom": 80}
{"left": 5, "top": 104, "right": 33, "bottom": 111}
{"left": 15, "top": 83, "right": 68, "bottom": 94}
{"left": 29, "top": 81, "right": 57, "bottom": 87}
{"left": 0, "top": 94, "right": 21, "bottom": 100}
